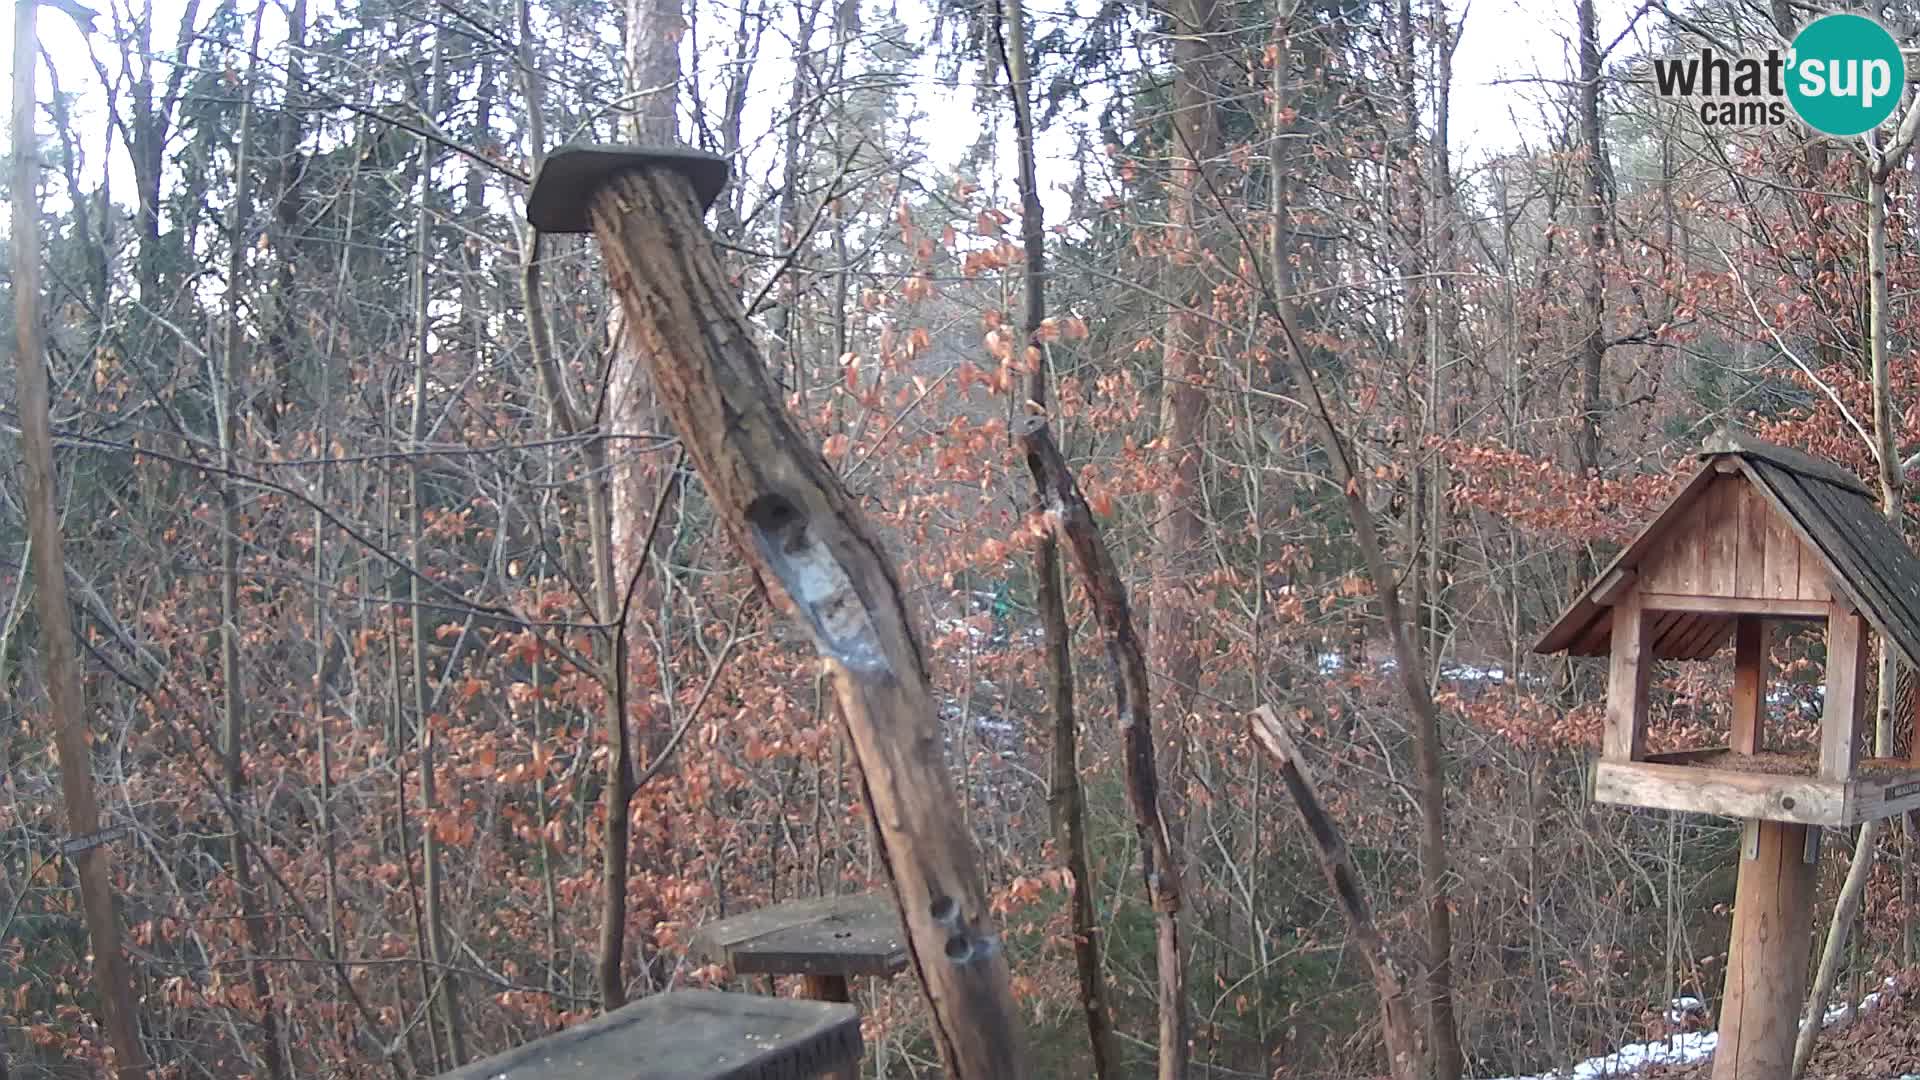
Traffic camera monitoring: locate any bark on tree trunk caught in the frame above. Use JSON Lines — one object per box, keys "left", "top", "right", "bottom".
{"left": 995, "top": 2, "right": 1119, "bottom": 1073}
{"left": 1794, "top": 116, "right": 1920, "bottom": 1076}
{"left": 408, "top": 35, "right": 466, "bottom": 1065}
{"left": 219, "top": 24, "right": 289, "bottom": 1078}
{"left": 599, "top": 0, "right": 684, "bottom": 1011}
{"left": 12, "top": 4, "right": 149, "bottom": 1073}
{"left": 1153, "top": 0, "right": 1221, "bottom": 864}
{"left": 580, "top": 164, "right": 1027, "bottom": 1078}
{"left": 1020, "top": 420, "right": 1188, "bottom": 1080}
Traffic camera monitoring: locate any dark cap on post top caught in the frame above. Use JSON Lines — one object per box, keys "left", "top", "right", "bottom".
{"left": 525, "top": 144, "right": 730, "bottom": 234}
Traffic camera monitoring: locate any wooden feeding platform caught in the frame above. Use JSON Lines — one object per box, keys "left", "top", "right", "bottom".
{"left": 691, "top": 892, "right": 909, "bottom": 1001}
{"left": 1594, "top": 748, "right": 1920, "bottom": 826}
{"left": 436, "top": 990, "right": 861, "bottom": 1080}
{"left": 1538, "top": 431, "right": 1920, "bottom": 1078}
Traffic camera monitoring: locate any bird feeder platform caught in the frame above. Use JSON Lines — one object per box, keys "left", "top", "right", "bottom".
{"left": 435, "top": 990, "right": 861, "bottom": 1080}
{"left": 1538, "top": 431, "right": 1920, "bottom": 823}
{"left": 1538, "top": 431, "right": 1920, "bottom": 1079}
{"left": 691, "top": 892, "right": 910, "bottom": 999}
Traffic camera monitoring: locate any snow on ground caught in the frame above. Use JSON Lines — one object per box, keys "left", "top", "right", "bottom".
{"left": 1483, "top": 981, "right": 1898, "bottom": 1079}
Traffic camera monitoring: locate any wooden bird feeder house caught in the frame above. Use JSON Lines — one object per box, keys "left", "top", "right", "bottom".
{"left": 1537, "top": 430, "right": 1920, "bottom": 1078}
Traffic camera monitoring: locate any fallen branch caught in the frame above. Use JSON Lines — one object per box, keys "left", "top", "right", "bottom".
{"left": 1249, "top": 706, "right": 1421, "bottom": 1080}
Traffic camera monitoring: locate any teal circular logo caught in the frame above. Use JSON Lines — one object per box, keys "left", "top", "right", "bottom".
{"left": 1787, "top": 14, "right": 1905, "bottom": 137}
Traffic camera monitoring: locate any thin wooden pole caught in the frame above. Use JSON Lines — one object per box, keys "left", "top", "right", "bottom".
{"left": 11, "top": 2, "right": 148, "bottom": 1073}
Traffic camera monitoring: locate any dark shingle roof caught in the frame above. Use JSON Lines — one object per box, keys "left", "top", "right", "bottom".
{"left": 1535, "top": 431, "right": 1920, "bottom": 669}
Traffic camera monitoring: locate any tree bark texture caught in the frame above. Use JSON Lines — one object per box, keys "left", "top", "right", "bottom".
{"left": 583, "top": 166, "right": 1026, "bottom": 1079}
{"left": 12, "top": 3, "right": 150, "bottom": 1072}
{"left": 1020, "top": 418, "right": 1188, "bottom": 1080}
{"left": 1153, "top": 0, "right": 1222, "bottom": 855}
{"left": 995, "top": 0, "right": 1119, "bottom": 1074}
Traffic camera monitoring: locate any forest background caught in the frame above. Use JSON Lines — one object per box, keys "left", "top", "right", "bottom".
{"left": 4, "top": 0, "right": 1917, "bottom": 1076}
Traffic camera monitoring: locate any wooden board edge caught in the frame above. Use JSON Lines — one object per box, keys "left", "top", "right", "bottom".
{"left": 1592, "top": 760, "right": 1845, "bottom": 826}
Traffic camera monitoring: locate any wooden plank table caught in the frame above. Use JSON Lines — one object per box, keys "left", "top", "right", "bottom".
{"left": 692, "top": 892, "right": 909, "bottom": 1000}
{"left": 437, "top": 990, "right": 860, "bottom": 1080}
{"left": 691, "top": 893, "right": 908, "bottom": 1079}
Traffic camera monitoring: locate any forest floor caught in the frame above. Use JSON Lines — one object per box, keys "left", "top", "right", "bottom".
{"left": 1644, "top": 970, "right": 1920, "bottom": 1079}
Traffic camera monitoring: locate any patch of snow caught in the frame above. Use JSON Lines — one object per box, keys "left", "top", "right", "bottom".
{"left": 1317, "top": 651, "right": 1345, "bottom": 675}
{"left": 1479, "top": 981, "right": 1897, "bottom": 1079}
{"left": 1445, "top": 664, "right": 1508, "bottom": 684}
{"left": 1664, "top": 996, "right": 1704, "bottom": 1025}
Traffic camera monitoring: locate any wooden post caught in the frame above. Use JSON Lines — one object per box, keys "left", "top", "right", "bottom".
{"left": 526, "top": 148, "right": 1025, "bottom": 1079}
{"left": 1712, "top": 819, "right": 1817, "bottom": 1080}
{"left": 1731, "top": 617, "right": 1766, "bottom": 755}
{"left": 799, "top": 976, "right": 855, "bottom": 1080}
{"left": 1823, "top": 607, "right": 1868, "bottom": 780}
{"left": 1604, "top": 593, "right": 1650, "bottom": 761}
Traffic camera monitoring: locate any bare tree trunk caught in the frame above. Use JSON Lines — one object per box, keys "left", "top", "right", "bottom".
{"left": 1020, "top": 425, "right": 1188, "bottom": 1080}
{"left": 994, "top": 1, "right": 1117, "bottom": 1074}
{"left": 409, "top": 33, "right": 466, "bottom": 1065}
{"left": 767, "top": 0, "right": 821, "bottom": 386}
{"left": 626, "top": 0, "right": 682, "bottom": 141}
{"left": 579, "top": 163, "right": 1028, "bottom": 1077}
{"left": 11, "top": 3, "right": 149, "bottom": 1073}
{"left": 1153, "top": 0, "right": 1221, "bottom": 864}
{"left": 1795, "top": 115, "right": 1919, "bottom": 1075}
{"left": 596, "top": 0, "right": 686, "bottom": 1008}
{"left": 1574, "top": 0, "right": 1607, "bottom": 486}
{"left": 219, "top": 21, "right": 289, "bottom": 1079}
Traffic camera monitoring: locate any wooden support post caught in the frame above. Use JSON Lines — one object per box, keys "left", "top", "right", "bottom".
{"left": 1823, "top": 607, "right": 1868, "bottom": 780}
{"left": 1731, "top": 617, "right": 1766, "bottom": 755}
{"left": 1712, "top": 819, "right": 1817, "bottom": 1080}
{"left": 526, "top": 148, "right": 1025, "bottom": 1079}
{"left": 1605, "top": 593, "right": 1650, "bottom": 761}
{"left": 800, "top": 975, "right": 851, "bottom": 1003}
{"left": 799, "top": 976, "right": 855, "bottom": 1080}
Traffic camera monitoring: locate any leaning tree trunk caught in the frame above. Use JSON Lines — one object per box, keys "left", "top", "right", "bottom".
{"left": 1021, "top": 423, "right": 1188, "bottom": 1080}
{"left": 566, "top": 162, "right": 1028, "bottom": 1078}
{"left": 1249, "top": 708, "right": 1421, "bottom": 1080}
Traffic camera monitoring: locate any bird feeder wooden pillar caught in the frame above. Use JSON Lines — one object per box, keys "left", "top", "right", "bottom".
{"left": 1538, "top": 432, "right": 1920, "bottom": 1078}
{"left": 525, "top": 145, "right": 1025, "bottom": 1078}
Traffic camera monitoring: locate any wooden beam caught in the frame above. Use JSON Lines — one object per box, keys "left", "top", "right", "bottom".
{"left": 1711, "top": 820, "right": 1817, "bottom": 1080}
{"left": 1591, "top": 761, "right": 1845, "bottom": 825}
{"left": 554, "top": 157, "right": 1025, "bottom": 1078}
{"left": 1732, "top": 618, "right": 1767, "bottom": 754}
{"left": 1639, "top": 594, "right": 1829, "bottom": 618}
{"left": 1605, "top": 593, "right": 1651, "bottom": 761}
{"left": 1593, "top": 567, "right": 1636, "bottom": 606}
{"left": 437, "top": 990, "right": 861, "bottom": 1080}
{"left": 1823, "top": 607, "right": 1869, "bottom": 780}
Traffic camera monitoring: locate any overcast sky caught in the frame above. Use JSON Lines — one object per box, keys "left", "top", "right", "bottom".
{"left": 2, "top": 0, "right": 1620, "bottom": 226}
